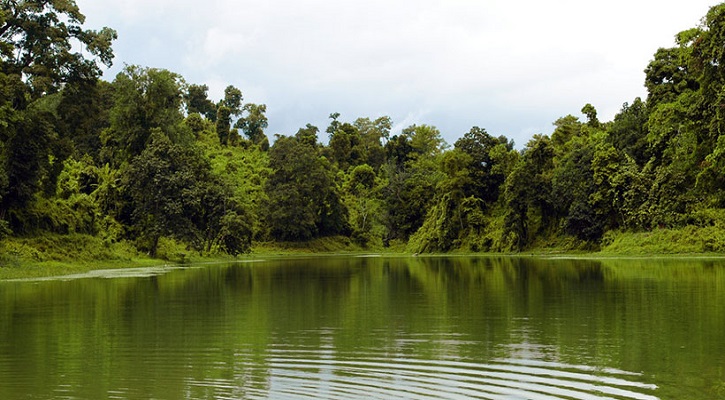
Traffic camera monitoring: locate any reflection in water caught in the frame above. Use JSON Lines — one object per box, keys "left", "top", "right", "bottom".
{"left": 0, "top": 256, "right": 723, "bottom": 399}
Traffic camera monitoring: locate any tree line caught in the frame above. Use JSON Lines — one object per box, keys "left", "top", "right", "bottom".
{"left": 3, "top": 1, "right": 725, "bottom": 256}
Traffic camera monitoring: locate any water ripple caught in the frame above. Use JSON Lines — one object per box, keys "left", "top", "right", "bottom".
{"left": 258, "top": 350, "right": 659, "bottom": 400}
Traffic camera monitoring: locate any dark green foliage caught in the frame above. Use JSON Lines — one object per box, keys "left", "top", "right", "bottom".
{"left": 552, "top": 137, "right": 605, "bottom": 241}
{"left": 57, "top": 80, "right": 114, "bottom": 158}
{"left": 328, "top": 121, "right": 362, "bottom": 170}
{"left": 123, "top": 130, "right": 251, "bottom": 256}
{"left": 185, "top": 84, "right": 217, "bottom": 121}
{"left": 454, "top": 126, "right": 510, "bottom": 204}
{"left": 503, "top": 135, "right": 555, "bottom": 250}
{"left": 608, "top": 98, "right": 649, "bottom": 165}
{"left": 215, "top": 106, "right": 231, "bottom": 145}
{"left": 382, "top": 154, "right": 444, "bottom": 242}
{"left": 264, "top": 135, "right": 348, "bottom": 241}
{"left": 295, "top": 123, "right": 320, "bottom": 147}
{"left": 0, "top": 105, "right": 56, "bottom": 225}
{"left": 385, "top": 134, "right": 414, "bottom": 168}
{"left": 0, "top": 0, "right": 116, "bottom": 97}
{"left": 101, "top": 66, "right": 189, "bottom": 165}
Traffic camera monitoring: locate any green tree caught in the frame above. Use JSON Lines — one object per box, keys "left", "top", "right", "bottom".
{"left": 0, "top": 104, "right": 55, "bottom": 226}
{"left": 581, "top": 103, "right": 600, "bottom": 128}
{"left": 101, "top": 66, "right": 189, "bottom": 165}
{"left": 328, "top": 120, "right": 362, "bottom": 170}
{"left": 185, "top": 84, "right": 216, "bottom": 121}
{"left": 382, "top": 149, "right": 445, "bottom": 242}
{"left": 215, "top": 106, "right": 231, "bottom": 145}
{"left": 123, "top": 130, "right": 250, "bottom": 256}
{"left": 502, "top": 135, "right": 555, "bottom": 250}
{"left": 265, "top": 134, "right": 348, "bottom": 241}
{"left": 353, "top": 116, "right": 390, "bottom": 169}
{"left": 550, "top": 115, "right": 582, "bottom": 150}
{"left": 409, "top": 149, "right": 475, "bottom": 252}
{"left": 236, "top": 103, "right": 268, "bottom": 147}
{"left": 0, "top": 0, "right": 115, "bottom": 223}
{"left": 345, "top": 163, "right": 384, "bottom": 246}
{"left": 221, "top": 85, "right": 243, "bottom": 116}
{"left": 404, "top": 124, "right": 447, "bottom": 158}
{"left": 551, "top": 135, "right": 605, "bottom": 241}
{"left": 57, "top": 80, "right": 114, "bottom": 158}
{"left": 0, "top": 0, "right": 116, "bottom": 98}
{"left": 295, "top": 123, "right": 319, "bottom": 147}
{"left": 608, "top": 98, "right": 649, "bottom": 165}
{"left": 454, "top": 126, "right": 511, "bottom": 204}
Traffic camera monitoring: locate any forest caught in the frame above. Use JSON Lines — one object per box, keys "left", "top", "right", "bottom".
{"left": 3, "top": 0, "right": 725, "bottom": 260}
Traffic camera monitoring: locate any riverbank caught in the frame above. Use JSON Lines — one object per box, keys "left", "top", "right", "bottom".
{"left": 0, "top": 234, "right": 380, "bottom": 280}
{"left": 3, "top": 226, "right": 725, "bottom": 280}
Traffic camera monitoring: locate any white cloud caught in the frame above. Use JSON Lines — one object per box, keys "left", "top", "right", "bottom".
{"left": 76, "top": 0, "right": 718, "bottom": 146}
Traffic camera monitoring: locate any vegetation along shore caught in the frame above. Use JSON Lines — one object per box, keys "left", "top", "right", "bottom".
{"left": 4, "top": 1, "right": 725, "bottom": 279}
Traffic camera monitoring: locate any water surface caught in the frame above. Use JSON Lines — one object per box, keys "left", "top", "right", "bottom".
{"left": 0, "top": 256, "right": 723, "bottom": 399}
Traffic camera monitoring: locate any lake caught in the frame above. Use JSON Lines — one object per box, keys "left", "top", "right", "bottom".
{"left": 0, "top": 255, "right": 723, "bottom": 399}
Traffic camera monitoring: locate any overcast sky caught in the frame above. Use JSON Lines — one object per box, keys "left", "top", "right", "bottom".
{"left": 76, "top": 0, "right": 718, "bottom": 147}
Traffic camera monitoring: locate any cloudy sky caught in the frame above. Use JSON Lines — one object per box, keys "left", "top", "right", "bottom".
{"left": 76, "top": 0, "right": 717, "bottom": 147}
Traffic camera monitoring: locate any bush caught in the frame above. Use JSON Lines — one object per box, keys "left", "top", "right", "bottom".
{"left": 601, "top": 225, "right": 725, "bottom": 254}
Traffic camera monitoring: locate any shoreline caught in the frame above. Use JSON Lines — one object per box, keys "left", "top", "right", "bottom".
{"left": 3, "top": 248, "right": 725, "bottom": 281}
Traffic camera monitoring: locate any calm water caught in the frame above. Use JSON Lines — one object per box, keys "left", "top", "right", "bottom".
{"left": 0, "top": 256, "right": 724, "bottom": 399}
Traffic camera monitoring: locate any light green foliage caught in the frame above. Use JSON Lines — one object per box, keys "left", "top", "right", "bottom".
{"left": 404, "top": 124, "right": 448, "bottom": 158}
{"left": 581, "top": 103, "right": 600, "bottom": 128}
{"left": 601, "top": 225, "right": 725, "bottom": 254}
{"left": 203, "top": 131, "right": 270, "bottom": 241}
{"left": 590, "top": 135, "right": 650, "bottom": 230}
{"left": 550, "top": 115, "right": 582, "bottom": 150}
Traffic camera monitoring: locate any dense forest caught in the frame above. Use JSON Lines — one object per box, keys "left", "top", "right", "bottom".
{"left": 4, "top": 1, "right": 725, "bottom": 258}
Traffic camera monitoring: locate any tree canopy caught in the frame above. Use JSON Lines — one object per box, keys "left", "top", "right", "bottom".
{"left": 6, "top": 1, "right": 725, "bottom": 255}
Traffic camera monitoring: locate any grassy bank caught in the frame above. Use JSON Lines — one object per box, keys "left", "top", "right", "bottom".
{"left": 0, "top": 234, "right": 185, "bottom": 280}
{"left": 3, "top": 226, "right": 725, "bottom": 280}
{"left": 0, "top": 234, "right": 390, "bottom": 280}
{"left": 599, "top": 225, "right": 725, "bottom": 255}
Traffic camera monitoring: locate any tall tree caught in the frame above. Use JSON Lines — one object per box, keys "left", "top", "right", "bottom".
{"left": 123, "top": 130, "right": 250, "bottom": 256}
{"left": 185, "top": 84, "right": 216, "bottom": 120}
{"left": 0, "top": 0, "right": 115, "bottom": 222}
{"left": 0, "top": 0, "right": 116, "bottom": 98}
{"left": 101, "top": 66, "right": 189, "bottom": 165}
{"left": 454, "top": 126, "right": 511, "bottom": 204}
{"left": 265, "top": 134, "right": 348, "bottom": 241}
{"left": 236, "top": 103, "right": 268, "bottom": 147}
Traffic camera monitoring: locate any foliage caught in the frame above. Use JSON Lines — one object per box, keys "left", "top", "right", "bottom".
{"left": 264, "top": 134, "right": 349, "bottom": 241}
{"left": 122, "top": 130, "right": 251, "bottom": 256}
{"left": 7, "top": 0, "right": 725, "bottom": 262}
{"left": 101, "top": 65, "right": 190, "bottom": 165}
{"left": 0, "top": 0, "right": 116, "bottom": 98}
